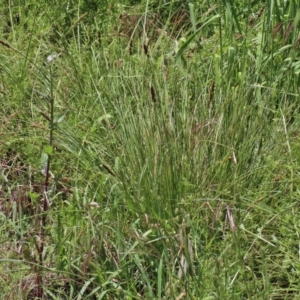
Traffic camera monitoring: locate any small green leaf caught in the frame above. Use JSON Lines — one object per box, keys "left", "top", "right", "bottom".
{"left": 54, "top": 111, "right": 68, "bottom": 124}
{"left": 44, "top": 145, "right": 54, "bottom": 155}
{"left": 27, "top": 191, "right": 39, "bottom": 201}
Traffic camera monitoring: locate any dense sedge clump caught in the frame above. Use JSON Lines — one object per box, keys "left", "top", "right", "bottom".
{"left": 0, "top": 1, "right": 300, "bottom": 299}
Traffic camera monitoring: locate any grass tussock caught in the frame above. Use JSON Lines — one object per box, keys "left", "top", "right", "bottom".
{"left": 1, "top": 0, "right": 300, "bottom": 299}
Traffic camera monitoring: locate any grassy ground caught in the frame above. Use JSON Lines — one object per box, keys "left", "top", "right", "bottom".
{"left": 1, "top": 0, "right": 300, "bottom": 299}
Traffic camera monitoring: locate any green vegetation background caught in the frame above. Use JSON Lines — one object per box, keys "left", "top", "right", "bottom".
{"left": 1, "top": 0, "right": 300, "bottom": 299}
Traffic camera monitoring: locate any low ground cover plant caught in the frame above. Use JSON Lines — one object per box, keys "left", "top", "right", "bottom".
{"left": 1, "top": 0, "right": 300, "bottom": 299}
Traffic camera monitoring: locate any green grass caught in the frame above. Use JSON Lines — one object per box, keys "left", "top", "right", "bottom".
{"left": 1, "top": 0, "right": 300, "bottom": 299}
